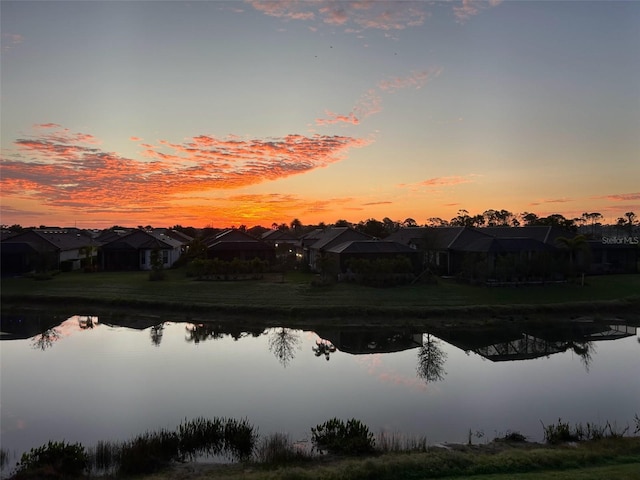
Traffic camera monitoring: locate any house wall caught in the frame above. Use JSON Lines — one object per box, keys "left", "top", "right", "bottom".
{"left": 138, "top": 248, "right": 180, "bottom": 270}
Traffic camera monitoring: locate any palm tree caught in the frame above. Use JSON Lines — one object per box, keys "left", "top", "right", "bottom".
{"left": 556, "top": 235, "right": 589, "bottom": 272}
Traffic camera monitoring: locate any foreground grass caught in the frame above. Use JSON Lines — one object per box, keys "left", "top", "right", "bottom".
{"left": 2, "top": 270, "right": 639, "bottom": 321}
{"left": 136, "top": 438, "right": 640, "bottom": 480}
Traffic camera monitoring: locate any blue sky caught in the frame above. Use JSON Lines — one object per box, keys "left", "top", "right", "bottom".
{"left": 1, "top": 1, "right": 639, "bottom": 228}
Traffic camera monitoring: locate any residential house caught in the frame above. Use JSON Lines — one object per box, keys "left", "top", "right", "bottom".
{"left": 100, "top": 229, "right": 182, "bottom": 271}
{"left": 204, "top": 229, "right": 275, "bottom": 262}
{"left": 384, "top": 226, "right": 491, "bottom": 276}
{"left": 0, "top": 228, "right": 97, "bottom": 275}
{"left": 298, "top": 227, "right": 373, "bottom": 272}
{"left": 261, "top": 229, "right": 299, "bottom": 259}
{"left": 323, "top": 240, "right": 420, "bottom": 276}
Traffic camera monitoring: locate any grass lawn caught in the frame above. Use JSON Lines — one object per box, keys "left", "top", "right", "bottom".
{"left": 445, "top": 463, "right": 640, "bottom": 480}
{"left": 135, "top": 438, "right": 640, "bottom": 480}
{"left": 2, "top": 270, "right": 639, "bottom": 321}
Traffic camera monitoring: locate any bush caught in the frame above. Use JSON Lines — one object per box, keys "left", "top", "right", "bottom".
{"left": 311, "top": 418, "right": 375, "bottom": 455}
{"left": 14, "top": 440, "right": 88, "bottom": 478}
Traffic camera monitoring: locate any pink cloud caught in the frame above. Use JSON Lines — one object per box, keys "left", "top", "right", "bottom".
{"left": 412, "top": 175, "right": 476, "bottom": 188}
{"left": 316, "top": 111, "right": 360, "bottom": 126}
{"left": 129, "top": 136, "right": 142, "bottom": 142}
{"left": 454, "top": 0, "right": 503, "bottom": 22}
{"left": 529, "top": 198, "right": 573, "bottom": 206}
{"left": 1, "top": 125, "right": 370, "bottom": 215}
{"left": 377, "top": 68, "right": 442, "bottom": 93}
{"left": 592, "top": 192, "right": 640, "bottom": 202}
{"left": 248, "top": 0, "right": 428, "bottom": 32}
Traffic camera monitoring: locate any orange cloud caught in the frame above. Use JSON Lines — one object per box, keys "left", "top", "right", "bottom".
{"left": 1, "top": 125, "right": 370, "bottom": 221}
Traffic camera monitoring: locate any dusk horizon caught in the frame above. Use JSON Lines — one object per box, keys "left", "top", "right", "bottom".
{"left": 2, "top": 1, "right": 639, "bottom": 229}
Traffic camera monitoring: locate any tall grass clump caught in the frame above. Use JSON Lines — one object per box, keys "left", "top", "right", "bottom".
{"left": 311, "top": 418, "right": 375, "bottom": 456}
{"left": 376, "top": 431, "right": 429, "bottom": 453}
{"left": 254, "top": 433, "right": 312, "bottom": 465}
{"left": 223, "top": 417, "right": 258, "bottom": 461}
{"left": 542, "top": 418, "right": 631, "bottom": 445}
{"left": 177, "top": 416, "right": 225, "bottom": 460}
{"left": 118, "top": 428, "right": 180, "bottom": 475}
{"left": 114, "top": 416, "right": 257, "bottom": 475}
{"left": 0, "top": 448, "right": 10, "bottom": 471}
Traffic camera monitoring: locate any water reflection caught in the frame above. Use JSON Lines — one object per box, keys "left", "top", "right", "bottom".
{"left": 150, "top": 323, "right": 165, "bottom": 347}
{"left": 416, "top": 334, "right": 447, "bottom": 383}
{"left": 267, "top": 327, "right": 301, "bottom": 367}
{"left": 312, "top": 339, "right": 336, "bottom": 361}
{"left": 31, "top": 327, "right": 62, "bottom": 351}
{"left": 1, "top": 311, "right": 637, "bottom": 373}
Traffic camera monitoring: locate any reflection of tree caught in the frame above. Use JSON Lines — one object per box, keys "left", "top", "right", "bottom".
{"left": 150, "top": 323, "right": 165, "bottom": 347}
{"left": 567, "top": 341, "right": 595, "bottom": 372}
{"left": 31, "top": 328, "right": 61, "bottom": 351}
{"left": 417, "top": 334, "right": 447, "bottom": 383}
{"left": 184, "top": 324, "right": 225, "bottom": 344}
{"left": 78, "top": 316, "right": 96, "bottom": 329}
{"left": 268, "top": 328, "right": 301, "bottom": 367}
{"left": 312, "top": 339, "right": 336, "bottom": 361}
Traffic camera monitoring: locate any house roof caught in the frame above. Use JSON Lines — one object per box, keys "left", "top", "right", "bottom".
{"left": 326, "top": 240, "right": 416, "bottom": 255}
{"left": 458, "top": 237, "right": 554, "bottom": 253}
{"left": 305, "top": 227, "right": 373, "bottom": 250}
{"left": 261, "top": 229, "right": 298, "bottom": 242}
{"left": 101, "top": 230, "right": 175, "bottom": 250}
{"left": 1, "top": 228, "right": 96, "bottom": 251}
{"left": 204, "top": 229, "right": 273, "bottom": 251}
{"left": 479, "top": 226, "right": 576, "bottom": 245}
{"left": 151, "top": 228, "right": 193, "bottom": 244}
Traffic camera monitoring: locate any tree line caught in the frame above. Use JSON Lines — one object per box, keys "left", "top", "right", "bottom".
{"left": 3, "top": 210, "right": 637, "bottom": 240}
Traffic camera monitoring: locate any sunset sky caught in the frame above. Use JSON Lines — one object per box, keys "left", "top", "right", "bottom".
{"left": 1, "top": 0, "right": 639, "bottom": 229}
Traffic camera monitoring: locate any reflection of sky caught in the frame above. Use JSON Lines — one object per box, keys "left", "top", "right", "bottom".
{"left": 1, "top": 319, "right": 639, "bottom": 462}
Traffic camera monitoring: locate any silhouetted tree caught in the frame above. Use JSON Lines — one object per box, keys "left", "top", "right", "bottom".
{"left": 556, "top": 234, "right": 588, "bottom": 269}
{"left": 358, "top": 218, "right": 386, "bottom": 238}
{"left": 426, "top": 217, "right": 449, "bottom": 227}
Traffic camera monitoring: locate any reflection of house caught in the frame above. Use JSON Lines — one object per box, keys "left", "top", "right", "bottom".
{"left": 299, "top": 227, "right": 373, "bottom": 271}
{"left": 314, "top": 328, "right": 423, "bottom": 355}
{"left": 101, "top": 229, "right": 182, "bottom": 271}
{"left": 204, "top": 229, "right": 275, "bottom": 262}
{"left": 0, "top": 228, "right": 97, "bottom": 275}
{"left": 434, "top": 322, "right": 637, "bottom": 362}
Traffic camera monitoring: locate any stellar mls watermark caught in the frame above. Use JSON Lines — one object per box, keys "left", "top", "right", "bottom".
{"left": 601, "top": 236, "right": 639, "bottom": 245}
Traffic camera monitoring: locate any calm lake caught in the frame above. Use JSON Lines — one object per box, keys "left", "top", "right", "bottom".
{"left": 1, "top": 309, "right": 639, "bottom": 469}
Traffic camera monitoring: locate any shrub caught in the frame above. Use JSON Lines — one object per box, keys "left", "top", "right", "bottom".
{"left": 14, "top": 440, "right": 88, "bottom": 478}
{"left": 311, "top": 418, "right": 375, "bottom": 455}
